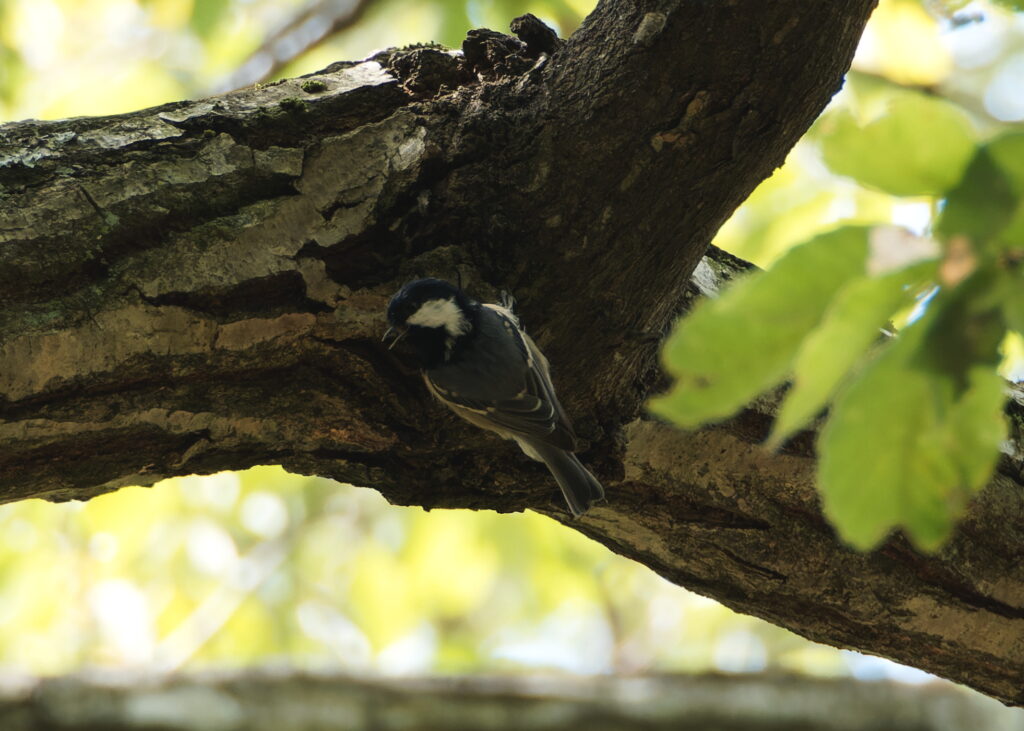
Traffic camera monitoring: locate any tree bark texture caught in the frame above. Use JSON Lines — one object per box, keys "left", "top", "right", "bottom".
{"left": 1, "top": 672, "right": 1019, "bottom": 731}
{"left": 7, "top": 0, "right": 1024, "bottom": 707}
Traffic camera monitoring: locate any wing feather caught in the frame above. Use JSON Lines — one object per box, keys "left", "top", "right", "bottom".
{"left": 425, "top": 305, "right": 577, "bottom": 451}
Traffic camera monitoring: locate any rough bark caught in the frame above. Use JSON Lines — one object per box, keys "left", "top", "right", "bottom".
{"left": 6, "top": 0, "right": 1023, "bottom": 708}
{"left": 1, "top": 672, "right": 1019, "bottom": 731}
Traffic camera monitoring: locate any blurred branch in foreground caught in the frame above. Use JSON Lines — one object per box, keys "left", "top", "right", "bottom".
{"left": 214, "top": 0, "right": 377, "bottom": 92}
{"left": 1, "top": 672, "right": 1019, "bottom": 731}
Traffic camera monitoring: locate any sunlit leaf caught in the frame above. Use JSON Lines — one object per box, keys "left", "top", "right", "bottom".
{"left": 651, "top": 227, "right": 869, "bottom": 427}
{"left": 820, "top": 93, "right": 975, "bottom": 197}
{"left": 770, "top": 264, "right": 930, "bottom": 446}
{"left": 818, "top": 294, "right": 1007, "bottom": 551}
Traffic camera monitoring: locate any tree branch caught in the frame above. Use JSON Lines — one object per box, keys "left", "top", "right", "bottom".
{"left": 10, "top": 0, "right": 1022, "bottom": 708}
{"left": 1, "top": 672, "right": 1015, "bottom": 730}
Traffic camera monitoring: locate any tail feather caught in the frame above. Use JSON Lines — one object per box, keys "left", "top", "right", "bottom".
{"left": 527, "top": 442, "right": 605, "bottom": 517}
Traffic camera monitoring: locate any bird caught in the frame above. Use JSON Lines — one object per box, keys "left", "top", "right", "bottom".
{"left": 384, "top": 278, "right": 604, "bottom": 516}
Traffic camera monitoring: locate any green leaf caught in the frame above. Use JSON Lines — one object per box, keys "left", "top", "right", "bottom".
{"left": 650, "top": 227, "right": 869, "bottom": 428}
{"left": 917, "top": 270, "right": 1006, "bottom": 386}
{"left": 936, "top": 146, "right": 1018, "bottom": 250}
{"left": 1005, "top": 275, "right": 1024, "bottom": 335}
{"left": 820, "top": 93, "right": 976, "bottom": 197}
{"left": 988, "top": 133, "right": 1024, "bottom": 191}
{"left": 992, "top": 0, "right": 1024, "bottom": 10}
{"left": 818, "top": 297, "right": 1007, "bottom": 552}
{"left": 817, "top": 313, "right": 941, "bottom": 550}
{"left": 987, "top": 133, "right": 1024, "bottom": 252}
{"left": 947, "top": 368, "right": 1009, "bottom": 498}
{"left": 770, "top": 266, "right": 928, "bottom": 446}
{"left": 934, "top": 134, "right": 1024, "bottom": 256}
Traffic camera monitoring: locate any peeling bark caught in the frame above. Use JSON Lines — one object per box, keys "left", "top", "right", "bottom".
{"left": 6, "top": 0, "right": 1023, "bottom": 708}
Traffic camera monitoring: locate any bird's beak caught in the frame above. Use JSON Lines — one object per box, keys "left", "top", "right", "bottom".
{"left": 382, "top": 326, "right": 406, "bottom": 350}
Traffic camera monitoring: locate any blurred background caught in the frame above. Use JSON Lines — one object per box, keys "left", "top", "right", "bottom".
{"left": 0, "top": 0, "right": 1022, "bottom": 710}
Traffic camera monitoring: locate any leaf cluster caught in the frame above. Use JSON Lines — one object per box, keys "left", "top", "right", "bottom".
{"left": 652, "top": 92, "right": 1024, "bottom": 551}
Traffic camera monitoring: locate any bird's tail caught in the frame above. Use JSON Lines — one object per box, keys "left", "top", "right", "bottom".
{"left": 529, "top": 442, "right": 605, "bottom": 517}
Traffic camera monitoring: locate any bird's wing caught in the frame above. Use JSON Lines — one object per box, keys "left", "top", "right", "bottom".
{"left": 425, "top": 305, "right": 577, "bottom": 451}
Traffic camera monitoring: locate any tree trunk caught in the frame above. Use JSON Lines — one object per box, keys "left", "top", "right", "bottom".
{"left": 6, "top": 0, "right": 1024, "bottom": 707}
{"left": 1, "top": 672, "right": 1018, "bottom": 731}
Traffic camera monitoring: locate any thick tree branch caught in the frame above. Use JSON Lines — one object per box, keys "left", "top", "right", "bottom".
{"left": 8, "top": 0, "right": 1022, "bottom": 708}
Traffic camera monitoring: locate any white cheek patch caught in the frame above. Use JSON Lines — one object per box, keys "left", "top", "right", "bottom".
{"left": 407, "top": 297, "right": 470, "bottom": 338}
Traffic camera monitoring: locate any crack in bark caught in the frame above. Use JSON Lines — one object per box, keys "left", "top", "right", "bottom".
{"left": 75, "top": 183, "right": 108, "bottom": 221}
{"left": 880, "top": 542, "right": 1024, "bottom": 620}
{"left": 713, "top": 546, "right": 788, "bottom": 583}
{"left": 133, "top": 272, "right": 333, "bottom": 322}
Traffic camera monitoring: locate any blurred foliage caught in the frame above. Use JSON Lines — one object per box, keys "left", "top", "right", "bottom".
{"left": 656, "top": 1, "right": 1024, "bottom": 550}
{"left": 0, "top": 0, "right": 1018, "bottom": 686}
{"left": 0, "top": 469, "right": 874, "bottom": 678}
{"left": 0, "top": 0, "right": 589, "bottom": 120}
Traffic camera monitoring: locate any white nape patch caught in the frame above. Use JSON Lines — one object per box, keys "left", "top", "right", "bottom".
{"left": 407, "top": 297, "right": 470, "bottom": 338}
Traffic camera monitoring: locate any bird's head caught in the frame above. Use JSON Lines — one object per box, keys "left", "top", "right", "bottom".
{"left": 384, "top": 278, "right": 478, "bottom": 367}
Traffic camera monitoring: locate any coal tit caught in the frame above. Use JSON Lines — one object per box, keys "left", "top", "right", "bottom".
{"left": 384, "top": 278, "right": 604, "bottom": 516}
